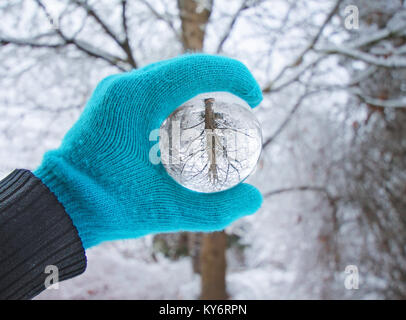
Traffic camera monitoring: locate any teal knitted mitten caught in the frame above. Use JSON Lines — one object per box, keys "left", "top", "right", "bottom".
{"left": 34, "top": 54, "right": 263, "bottom": 249}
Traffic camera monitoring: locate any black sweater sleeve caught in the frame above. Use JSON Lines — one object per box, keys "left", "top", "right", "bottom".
{"left": 0, "top": 169, "right": 87, "bottom": 300}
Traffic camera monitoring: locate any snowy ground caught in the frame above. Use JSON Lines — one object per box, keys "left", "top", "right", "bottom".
{"left": 34, "top": 238, "right": 295, "bottom": 300}
{"left": 35, "top": 241, "right": 200, "bottom": 300}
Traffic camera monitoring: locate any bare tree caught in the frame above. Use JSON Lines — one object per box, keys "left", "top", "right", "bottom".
{"left": 333, "top": 0, "right": 406, "bottom": 298}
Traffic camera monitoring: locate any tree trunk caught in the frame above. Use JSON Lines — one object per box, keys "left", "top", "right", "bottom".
{"left": 177, "top": 0, "right": 212, "bottom": 51}
{"left": 200, "top": 231, "right": 228, "bottom": 300}
{"left": 177, "top": 0, "right": 228, "bottom": 299}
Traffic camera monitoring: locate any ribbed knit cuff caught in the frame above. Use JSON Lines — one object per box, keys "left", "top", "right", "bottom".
{"left": 0, "top": 169, "right": 87, "bottom": 300}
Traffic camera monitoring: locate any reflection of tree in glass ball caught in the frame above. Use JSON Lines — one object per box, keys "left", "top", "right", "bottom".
{"left": 159, "top": 92, "right": 262, "bottom": 193}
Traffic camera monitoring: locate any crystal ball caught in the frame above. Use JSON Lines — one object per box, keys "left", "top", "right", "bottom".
{"left": 159, "top": 91, "right": 262, "bottom": 193}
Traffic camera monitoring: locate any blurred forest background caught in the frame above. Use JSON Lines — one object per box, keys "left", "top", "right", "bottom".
{"left": 1, "top": 0, "right": 406, "bottom": 299}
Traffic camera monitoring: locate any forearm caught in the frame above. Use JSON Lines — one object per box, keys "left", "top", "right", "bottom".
{"left": 0, "top": 169, "right": 87, "bottom": 300}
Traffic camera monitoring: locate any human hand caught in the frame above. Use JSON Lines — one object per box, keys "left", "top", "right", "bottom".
{"left": 34, "top": 54, "right": 263, "bottom": 249}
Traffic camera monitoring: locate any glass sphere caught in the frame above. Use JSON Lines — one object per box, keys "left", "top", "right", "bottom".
{"left": 159, "top": 91, "right": 262, "bottom": 193}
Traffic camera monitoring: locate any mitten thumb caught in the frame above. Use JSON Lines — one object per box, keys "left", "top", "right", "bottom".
{"left": 169, "top": 182, "right": 263, "bottom": 232}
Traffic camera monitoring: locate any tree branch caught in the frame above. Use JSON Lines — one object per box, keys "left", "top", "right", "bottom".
{"left": 352, "top": 90, "right": 406, "bottom": 108}
{"left": 71, "top": 0, "right": 122, "bottom": 48}
{"left": 0, "top": 36, "right": 65, "bottom": 48}
{"left": 121, "top": 0, "right": 129, "bottom": 40}
{"left": 216, "top": 0, "right": 249, "bottom": 53}
{"left": 71, "top": 0, "right": 136, "bottom": 68}
{"left": 140, "top": 0, "right": 180, "bottom": 40}
{"left": 264, "top": 185, "right": 333, "bottom": 199}
{"left": 262, "top": 90, "right": 314, "bottom": 149}
{"left": 347, "top": 23, "right": 406, "bottom": 49}
{"left": 10, "top": 0, "right": 130, "bottom": 71}
{"left": 263, "top": 56, "right": 326, "bottom": 94}
{"left": 262, "top": 0, "right": 342, "bottom": 93}
{"left": 316, "top": 45, "right": 406, "bottom": 68}
{"left": 120, "top": 0, "right": 136, "bottom": 68}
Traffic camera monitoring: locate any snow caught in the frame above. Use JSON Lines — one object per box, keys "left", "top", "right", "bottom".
{"left": 34, "top": 239, "right": 297, "bottom": 300}
{"left": 2, "top": 0, "right": 403, "bottom": 300}
{"left": 35, "top": 241, "right": 198, "bottom": 300}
